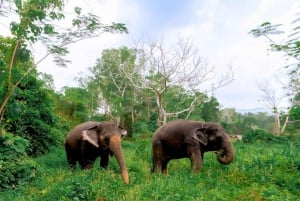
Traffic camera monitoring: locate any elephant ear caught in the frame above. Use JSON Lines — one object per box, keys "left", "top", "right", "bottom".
{"left": 82, "top": 126, "right": 99, "bottom": 148}
{"left": 192, "top": 128, "right": 208, "bottom": 145}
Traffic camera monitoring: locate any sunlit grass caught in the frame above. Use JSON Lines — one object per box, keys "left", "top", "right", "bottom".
{"left": 1, "top": 137, "right": 299, "bottom": 201}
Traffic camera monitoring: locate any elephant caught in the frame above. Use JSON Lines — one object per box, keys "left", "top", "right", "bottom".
{"left": 65, "top": 121, "right": 129, "bottom": 184}
{"left": 151, "top": 119, "right": 234, "bottom": 174}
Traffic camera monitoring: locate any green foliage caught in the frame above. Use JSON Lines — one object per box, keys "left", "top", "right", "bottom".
{"left": 1, "top": 0, "right": 127, "bottom": 67}
{"left": 0, "top": 37, "right": 32, "bottom": 98}
{"left": 0, "top": 133, "right": 38, "bottom": 189}
{"left": 65, "top": 182, "right": 92, "bottom": 201}
{"left": 9, "top": 0, "right": 64, "bottom": 41}
{"left": 287, "top": 106, "right": 300, "bottom": 131}
{"left": 4, "top": 71, "right": 61, "bottom": 156}
{"left": 0, "top": 132, "right": 29, "bottom": 158}
{"left": 250, "top": 15, "right": 300, "bottom": 136}
{"left": 0, "top": 36, "right": 63, "bottom": 156}
{"left": 249, "top": 19, "right": 300, "bottom": 62}
{"left": 243, "top": 129, "right": 289, "bottom": 144}
{"left": 0, "top": 0, "right": 128, "bottom": 127}
{"left": 132, "top": 121, "right": 152, "bottom": 137}
{"left": 49, "top": 181, "right": 94, "bottom": 201}
{"left": 90, "top": 47, "right": 138, "bottom": 116}
{"left": 200, "top": 97, "right": 221, "bottom": 122}
{"left": 1, "top": 137, "right": 299, "bottom": 200}
{"left": 290, "top": 105, "right": 300, "bottom": 120}
{"left": 52, "top": 87, "right": 93, "bottom": 128}
{"left": 85, "top": 47, "right": 152, "bottom": 134}
{"left": 221, "top": 109, "right": 274, "bottom": 134}
{"left": 250, "top": 15, "right": 300, "bottom": 135}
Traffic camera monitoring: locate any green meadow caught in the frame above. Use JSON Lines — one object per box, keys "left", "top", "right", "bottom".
{"left": 1, "top": 133, "right": 299, "bottom": 201}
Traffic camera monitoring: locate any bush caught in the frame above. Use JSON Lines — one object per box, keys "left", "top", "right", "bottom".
{"left": 132, "top": 121, "right": 152, "bottom": 137}
{"left": 3, "top": 72, "right": 62, "bottom": 156}
{"left": 243, "top": 129, "right": 289, "bottom": 144}
{"left": 0, "top": 132, "right": 38, "bottom": 189}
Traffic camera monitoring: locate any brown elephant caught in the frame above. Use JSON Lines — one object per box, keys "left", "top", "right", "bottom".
{"left": 65, "top": 121, "right": 129, "bottom": 184}
{"left": 151, "top": 119, "right": 234, "bottom": 174}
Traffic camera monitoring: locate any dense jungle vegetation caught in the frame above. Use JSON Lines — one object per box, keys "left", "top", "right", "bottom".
{"left": 1, "top": 1, "right": 300, "bottom": 200}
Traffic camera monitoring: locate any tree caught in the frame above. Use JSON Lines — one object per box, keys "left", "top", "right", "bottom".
{"left": 85, "top": 47, "right": 145, "bottom": 135}
{"left": 122, "top": 38, "right": 233, "bottom": 125}
{"left": 0, "top": 0, "right": 127, "bottom": 123}
{"left": 3, "top": 65, "right": 60, "bottom": 156}
{"left": 53, "top": 87, "right": 91, "bottom": 127}
{"left": 249, "top": 21, "right": 300, "bottom": 63}
{"left": 200, "top": 96, "right": 221, "bottom": 122}
{"left": 257, "top": 82, "right": 283, "bottom": 135}
{"left": 250, "top": 12, "right": 300, "bottom": 134}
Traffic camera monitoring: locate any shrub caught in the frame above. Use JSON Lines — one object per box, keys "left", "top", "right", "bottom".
{"left": 4, "top": 72, "right": 62, "bottom": 156}
{"left": 243, "top": 129, "right": 289, "bottom": 144}
{"left": 132, "top": 121, "right": 152, "bottom": 137}
{"left": 0, "top": 132, "right": 38, "bottom": 189}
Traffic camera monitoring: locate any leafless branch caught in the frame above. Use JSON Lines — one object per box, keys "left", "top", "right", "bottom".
{"left": 123, "top": 37, "right": 234, "bottom": 124}
{"left": 257, "top": 81, "right": 282, "bottom": 109}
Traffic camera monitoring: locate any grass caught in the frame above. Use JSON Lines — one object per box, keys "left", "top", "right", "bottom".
{"left": 0, "top": 136, "right": 299, "bottom": 201}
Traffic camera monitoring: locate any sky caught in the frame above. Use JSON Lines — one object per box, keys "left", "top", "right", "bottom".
{"left": 2, "top": 0, "right": 300, "bottom": 111}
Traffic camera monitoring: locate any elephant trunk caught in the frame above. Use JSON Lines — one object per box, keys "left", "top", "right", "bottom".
{"left": 109, "top": 135, "right": 129, "bottom": 184}
{"left": 217, "top": 134, "right": 234, "bottom": 164}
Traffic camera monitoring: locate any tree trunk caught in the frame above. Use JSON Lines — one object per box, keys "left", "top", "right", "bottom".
{"left": 273, "top": 111, "right": 280, "bottom": 136}
{"left": 281, "top": 116, "right": 289, "bottom": 134}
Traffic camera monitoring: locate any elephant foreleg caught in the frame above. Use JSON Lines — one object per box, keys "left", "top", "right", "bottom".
{"left": 65, "top": 144, "right": 77, "bottom": 169}
{"left": 80, "top": 143, "right": 97, "bottom": 169}
{"left": 100, "top": 153, "right": 109, "bottom": 169}
{"left": 189, "top": 149, "right": 203, "bottom": 171}
{"left": 81, "top": 158, "right": 96, "bottom": 169}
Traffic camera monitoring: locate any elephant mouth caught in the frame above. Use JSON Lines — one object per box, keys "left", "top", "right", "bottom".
{"left": 215, "top": 144, "right": 234, "bottom": 165}
{"left": 215, "top": 149, "right": 226, "bottom": 157}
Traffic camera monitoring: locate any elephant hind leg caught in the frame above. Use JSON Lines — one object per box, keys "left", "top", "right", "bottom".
{"left": 151, "top": 157, "right": 162, "bottom": 173}
{"left": 161, "top": 158, "right": 170, "bottom": 174}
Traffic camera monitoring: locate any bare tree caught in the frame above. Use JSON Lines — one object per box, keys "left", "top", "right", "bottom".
{"left": 257, "top": 81, "right": 284, "bottom": 135}
{"left": 121, "top": 37, "right": 234, "bottom": 125}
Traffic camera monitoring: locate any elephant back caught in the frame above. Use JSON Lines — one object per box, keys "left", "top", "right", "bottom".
{"left": 65, "top": 121, "right": 99, "bottom": 145}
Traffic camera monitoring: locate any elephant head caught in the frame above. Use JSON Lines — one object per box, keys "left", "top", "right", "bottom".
{"left": 192, "top": 122, "right": 234, "bottom": 164}
{"left": 81, "top": 121, "right": 129, "bottom": 184}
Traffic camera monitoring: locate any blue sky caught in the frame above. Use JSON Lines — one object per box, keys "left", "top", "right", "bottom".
{"left": 2, "top": 0, "right": 299, "bottom": 110}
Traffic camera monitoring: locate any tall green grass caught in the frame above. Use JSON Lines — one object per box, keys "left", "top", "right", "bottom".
{"left": 1, "top": 135, "right": 299, "bottom": 201}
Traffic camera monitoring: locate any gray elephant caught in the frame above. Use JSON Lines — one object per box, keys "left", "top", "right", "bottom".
{"left": 65, "top": 121, "right": 129, "bottom": 184}
{"left": 151, "top": 119, "right": 234, "bottom": 173}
